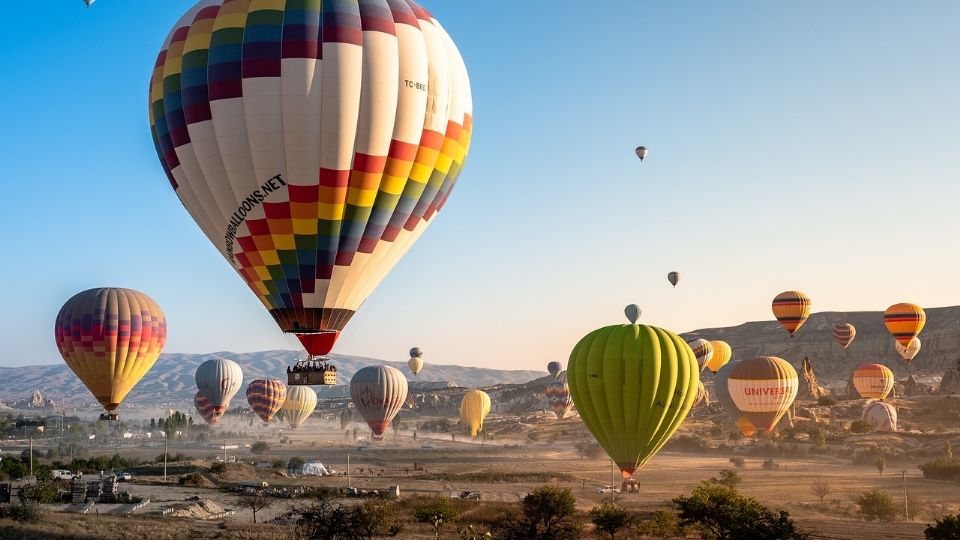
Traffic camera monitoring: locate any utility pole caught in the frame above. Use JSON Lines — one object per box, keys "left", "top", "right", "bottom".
{"left": 610, "top": 459, "right": 615, "bottom": 502}
{"left": 163, "top": 437, "right": 168, "bottom": 482}
{"left": 902, "top": 470, "right": 909, "bottom": 519}
{"left": 223, "top": 439, "right": 227, "bottom": 464}
{"left": 29, "top": 437, "right": 33, "bottom": 476}
{"left": 347, "top": 453, "right": 351, "bottom": 489}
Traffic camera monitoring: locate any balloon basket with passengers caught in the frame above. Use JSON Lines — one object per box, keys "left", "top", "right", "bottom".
{"left": 287, "top": 358, "right": 338, "bottom": 386}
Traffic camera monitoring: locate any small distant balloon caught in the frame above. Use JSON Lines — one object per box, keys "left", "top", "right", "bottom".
{"left": 686, "top": 339, "right": 714, "bottom": 372}
{"left": 667, "top": 271, "right": 679, "bottom": 288}
{"left": 852, "top": 364, "right": 894, "bottom": 400}
{"left": 624, "top": 304, "right": 641, "bottom": 324}
{"left": 772, "top": 291, "right": 811, "bottom": 337}
{"left": 635, "top": 146, "right": 648, "bottom": 161}
{"left": 547, "top": 361, "right": 562, "bottom": 378}
{"left": 896, "top": 337, "right": 921, "bottom": 363}
{"left": 832, "top": 323, "right": 856, "bottom": 349}
{"left": 83, "top": 0, "right": 95, "bottom": 6}
{"left": 408, "top": 347, "right": 424, "bottom": 376}
{"left": 884, "top": 303, "right": 926, "bottom": 347}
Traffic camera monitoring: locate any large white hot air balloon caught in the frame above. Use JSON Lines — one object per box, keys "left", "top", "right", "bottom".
{"left": 350, "top": 366, "right": 408, "bottom": 437}
{"left": 195, "top": 358, "right": 243, "bottom": 414}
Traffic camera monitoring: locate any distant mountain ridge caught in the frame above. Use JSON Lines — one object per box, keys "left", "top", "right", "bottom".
{"left": 0, "top": 351, "right": 545, "bottom": 408}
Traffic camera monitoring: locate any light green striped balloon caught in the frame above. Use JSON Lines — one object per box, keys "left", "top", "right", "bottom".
{"left": 567, "top": 323, "right": 699, "bottom": 478}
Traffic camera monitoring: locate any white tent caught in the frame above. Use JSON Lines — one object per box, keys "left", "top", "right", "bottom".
{"left": 298, "top": 461, "right": 330, "bottom": 476}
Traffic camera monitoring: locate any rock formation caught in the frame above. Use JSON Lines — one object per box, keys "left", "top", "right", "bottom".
{"left": 798, "top": 357, "right": 830, "bottom": 401}
{"left": 895, "top": 375, "right": 933, "bottom": 397}
{"left": 938, "top": 360, "right": 960, "bottom": 395}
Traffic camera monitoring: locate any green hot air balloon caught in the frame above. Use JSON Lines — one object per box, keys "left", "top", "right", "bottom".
{"left": 567, "top": 308, "right": 699, "bottom": 479}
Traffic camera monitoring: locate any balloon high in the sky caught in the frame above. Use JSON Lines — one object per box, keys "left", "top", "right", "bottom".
{"left": 705, "top": 340, "right": 732, "bottom": 373}
{"left": 55, "top": 288, "right": 167, "bottom": 415}
{"left": 635, "top": 146, "right": 648, "bottom": 161}
{"left": 545, "top": 376, "right": 573, "bottom": 419}
{"left": 408, "top": 347, "right": 424, "bottom": 375}
{"left": 686, "top": 339, "right": 714, "bottom": 372}
{"left": 459, "top": 389, "right": 491, "bottom": 437}
{"left": 83, "top": 0, "right": 95, "bottom": 7}
{"left": 727, "top": 356, "right": 798, "bottom": 432}
{"left": 194, "top": 392, "right": 223, "bottom": 426}
{"left": 884, "top": 303, "right": 926, "bottom": 347}
{"left": 281, "top": 386, "right": 318, "bottom": 429}
{"left": 667, "top": 271, "right": 679, "bottom": 287}
{"left": 195, "top": 358, "right": 243, "bottom": 414}
{"left": 624, "top": 304, "right": 641, "bottom": 324}
{"left": 772, "top": 291, "right": 811, "bottom": 337}
{"left": 149, "top": 1, "right": 473, "bottom": 360}
{"left": 567, "top": 309, "right": 699, "bottom": 478}
{"left": 853, "top": 364, "right": 894, "bottom": 400}
{"left": 862, "top": 401, "right": 897, "bottom": 432}
{"left": 350, "top": 366, "right": 408, "bottom": 437}
{"left": 246, "top": 379, "right": 287, "bottom": 424}
{"left": 833, "top": 323, "right": 856, "bottom": 349}
{"left": 714, "top": 361, "right": 757, "bottom": 437}
{"left": 547, "top": 361, "right": 562, "bottom": 378}
{"left": 896, "top": 337, "right": 921, "bottom": 363}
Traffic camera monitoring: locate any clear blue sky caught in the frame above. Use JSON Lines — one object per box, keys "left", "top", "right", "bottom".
{"left": 1, "top": 1, "right": 958, "bottom": 369}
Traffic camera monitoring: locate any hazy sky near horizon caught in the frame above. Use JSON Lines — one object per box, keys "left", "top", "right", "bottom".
{"left": 1, "top": 1, "right": 958, "bottom": 370}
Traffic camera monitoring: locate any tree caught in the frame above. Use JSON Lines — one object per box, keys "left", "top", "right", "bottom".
{"left": 876, "top": 455, "right": 886, "bottom": 476}
{"left": 856, "top": 489, "right": 899, "bottom": 522}
{"left": 288, "top": 456, "right": 305, "bottom": 472}
{"left": 291, "top": 497, "right": 362, "bottom": 540}
{"left": 925, "top": 513, "right": 960, "bottom": 540}
{"left": 590, "top": 503, "right": 635, "bottom": 540}
{"left": 674, "top": 482, "right": 808, "bottom": 540}
{"left": 150, "top": 418, "right": 156, "bottom": 431}
{"left": 711, "top": 469, "right": 742, "bottom": 488}
{"left": 809, "top": 479, "right": 832, "bottom": 505}
{"left": 729, "top": 457, "right": 746, "bottom": 468}
{"left": 251, "top": 440, "right": 270, "bottom": 455}
{"left": 210, "top": 462, "right": 227, "bottom": 475}
{"left": 635, "top": 509, "right": 686, "bottom": 538}
{"left": 236, "top": 492, "right": 272, "bottom": 524}
{"left": 353, "top": 500, "right": 396, "bottom": 539}
{"left": 492, "top": 485, "right": 581, "bottom": 540}
{"left": 414, "top": 495, "right": 459, "bottom": 540}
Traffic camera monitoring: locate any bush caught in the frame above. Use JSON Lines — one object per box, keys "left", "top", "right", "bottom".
{"left": 817, "top": 394, "right": 837, "bottom": 406}
{"left": 354, "top": 500, "right": 396, "bottom": 538}
{"left": 178, "top": 473, "right": 206, "bottom": 487}
{"left": 674, "top": 482, "right": 808, "bottom": 539}
{"left": 0, "top": 501, "right": 41, "bottom": 524}
{"left": 414, "top": 495, "right": 459, "bottom": 538}
{"left": 762, "top": 459, "right": 780, "bottom": 470}
{"left": 849, "top": 420, "right": 873, "bottom": 434}
{"left": 251, "top": 441, "right": 270, "bottom": 455}
{"left": 288, "top": 456, "right": 305, "bottom": 471}
{"left": 712, "top": 469, "right": 742, "bottom": 488}
{"left": 635, "top": 509, "right": 686, "bottom": 538}
{"left": 210, "top": 462, "right": 227, "bottom": 475}
{"left": 492, "top": 485, "right": 581, "bottom": 540}
{"left": 19, "top": 479, "right": 61, "bottom": 504}
{"left": 919, "top": 458, "right": 960, "bottom": 481}
{"left": 925, "top": 514, "right": 960, "bottom": 539}
{"left": 856, "top": 489, "right": 899, "bottom": 522}
{"left": 729, "top": 457, "right": 746, "bottom": 468}
{"left": 590, "top": 503, "right": 635, "bottom": 540}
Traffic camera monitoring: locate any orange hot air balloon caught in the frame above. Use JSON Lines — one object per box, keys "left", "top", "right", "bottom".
{"left": 727, "top": 356, "right": 798, "bottom": 432}
{"left": 194, "top": 391, "right": 223, "bottom": 426}
{"left": 832, "top": 323, "right": 856, "bottom": 349}
{"left": 705, "top": 340, "right": 732, "bottom": 373}
{"left": 884, "top": 303, "right": 926, "bottom": 347}
{"left": 852, "top": 364, "right": 894, "bottom": 399}
{"left": 735, "top": 416, "right": 757, "bottom": 437}
{"left": 772, "top": 291, "right": 811, "bottom": 337}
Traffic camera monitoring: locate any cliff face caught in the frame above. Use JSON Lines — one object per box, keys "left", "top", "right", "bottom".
{"left": 682, "top": 306, "right": 960, "bottom": 382}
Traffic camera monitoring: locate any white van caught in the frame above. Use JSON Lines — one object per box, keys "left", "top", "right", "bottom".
{"left": 52, "top": 469, "right": 74, "bottom": 480}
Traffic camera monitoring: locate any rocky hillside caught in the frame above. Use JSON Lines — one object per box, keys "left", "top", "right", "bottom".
{"left": 0, "top": 351, "right": 545, "bottom": 408}
{"left": 683, "top": 306, "right": 960, "bottom": 381}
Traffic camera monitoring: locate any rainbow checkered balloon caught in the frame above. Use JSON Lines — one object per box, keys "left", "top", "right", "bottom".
{"left": 149, "top": 0, "right": 472, "bottom": 356}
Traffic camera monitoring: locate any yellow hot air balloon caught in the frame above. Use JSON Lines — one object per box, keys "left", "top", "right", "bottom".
{"left": 772, "top": 291, "right": 811, "bottom": 337}
{"left": 408, "top": 347, "right": 424, "bottom": 376}
{"left": 459, "top": 389, "right": 490, "bottom": 437}
{"left": 705, "top": 340, "right": 732, "bottom": 373}
{"left": 567, "top": 311, "right": 699, "bottom": 478}
{"left": 54, "top": 288, "right": 167, "bottom": 418}
{"left": 853, "top": 364, "right": 894, "bottom": 399}
{"left": 727, "top": 356, "right": 798, "bottom": 432}
{"left": 884, "top": 303, "right": 926, "bottom": 347}
{"left": 281, "top": 386, "right": 318, "bottom": 429}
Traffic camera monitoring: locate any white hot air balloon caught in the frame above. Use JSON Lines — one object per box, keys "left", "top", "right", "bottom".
{"left": 281, "top": 386, "right": 318, "bottom": 429}
{"left": 350, "top": 366, "right": 408, "bottom": 437}
{"left": 195, "top": 358, "right": 243, "bottom": 414}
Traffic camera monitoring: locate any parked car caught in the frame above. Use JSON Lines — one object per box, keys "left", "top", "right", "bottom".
{"left": 114, "top": 472, "right": 132, "bottom": 481}
{"left": 595, "top": 485, "right": 621, "bottom": 494}
{"left": 449, "top": 491, "right": 481, "bottom": 501}
{"left": 52, "top": 469, "right": 74, "bottom": 480}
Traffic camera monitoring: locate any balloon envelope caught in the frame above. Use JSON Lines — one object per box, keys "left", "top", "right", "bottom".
{"left": 714, "top": 360, "right": 757, "bottom": 437}
{"left": 727, "top": 356, "right": 798, "bottom": 432}
{"left": 281, "top": 386, "right": 318, "bottom": 429}
{"left": 862, "top": 401, "right": 897, "bottom": 432}
{"left": 833, "top": 323, "right": 856, "bottom": 349}
{"left": 772, "top": 291, "right": 811, "bottom": 336}
{"left": 567, "top": 322, "right": 698, "bottom": 477}
{"left": 195, "top": 358, "right": 243, "bottom": 414}
{"left": 460, "top": 389, "right": 491, "bottom": 437}
{"left": 545, "top": 379, "right": 573, "bottom": 419}
{"left": 408, "top": 356, "right": 424, "bottom": 375}
{"left": 350, "top": 366, "right": 408, "bottom": 436}
{"left": 705, "top": 340, "right": 732, "bottom": 373}
{"left": 853, "top": 364, "right": 894, "bottom": 400}
{"left": 409, "top": 347, "right": 423, "bottom": 359}
{"left": 686, "top": 339, "right": 714, "bottom": 372}
{"left": 693, "top": 381, "right": 709, "bottom": 408}
{"left": 246, "top": 379, "right": 287, "bottom": 423}
{"left": 546, "top": 361, "right": 562, "bottom": 378}
{"left": 194, "top": 392, "right": 223, "bottom": 426}
{"left": 149, "top": 1, "right": 473, "bottom": 357}
{"left": 667, "top": 271, "right": 679, "bottom": 287}
{"left": 54, "top": 288, "right": 167, "bottom": 412}
{"left": 884, "top": 303, "right": 926, "bottom": 347}
{"left": 635, "top": 146, "right": 648, "bottom": 161}
{"left": 896, "top": 337, "right": 921, "bottom": 362}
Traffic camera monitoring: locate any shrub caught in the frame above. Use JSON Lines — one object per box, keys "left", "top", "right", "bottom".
{"left": 492, "top": 485, "right": 581, "bottom": 540}
{"left": 918, "top": 458, "right": 960, "bottom": 481}
{"left": 674, "top": 482, "right": 808, "bottom": 539}
{"left": 0, "top": 501, "right": 41, "bottom": 524}
{"left": 288, "top": 456, "right": 305, "bottom": 471}
{"left": 635, "top": 509, "right": 686, "bottom": 538}
{"left": 856, "top": 489, "right": 899, "bottom": 522}
{"left": 414, "top": 495, "right": 459, "bottom": 539}
{"left": 729, "top": 457, "right": 746, "bottom": 468}
{"left": 712, "top": 469, "right": 742, "bottom": 488}
{"left": 210, "top": 462, "right": 227, "bottom": 475}
{"left": 849, "top": 420, "right": 873, "bottom": 434}
{"left": 925, "top": 513, "right": 960, "bottom": 539}
{"left": 178, "top": 473, "right": 206, "bottom": 487}
{"left": 762, "top": 459, "right": 780, "bottom": 470}
{"left": 19, "top": 479, "right": 61, "bottom": 504}
{"left": 817, "top": 394, "right": 837, "bottom": 406}
{"left": 590, "top": 503, "right": 635, "bottom": 540}
{"left": 251, "top": 441, "right": 270, "bottom": 455}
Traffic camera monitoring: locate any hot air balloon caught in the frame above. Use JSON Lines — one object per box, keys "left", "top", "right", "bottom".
{"left": 246, "top": 379, "right": 287, "bottom": 423}
{"left": 567, "top": 309, "right": 698, "bottom": 478}
{"left": 862, "top": 401, "right": 897, "bottom": 432}
{"left": 693, "top": 381, "right": 709, "bottom": 408}
{"left": 195, "top": 358, "right": 243, "bottom": 414}
{"left": 852, "top": 364, "right": 894, "bottom": 400}
{"left": 545, "top": 377, "right": 573, "bottom": 419}
{"left": 408, "top": 348, "right": 424, "bottom": 376}
{"left": 686, "top": 339, "right": 714, "bottom": 372}
{"left": 54, "top": 288, "right": 167, "bottom": 419}
{"left": 896, "top": 337, "right": 921, "bottom": 363}
{"left": 194, "top": 392, "right": 223, "bottom": 426}
{"left": 547, "top": 361, "right": 562, "bottom": 378}
{"left": 83, "top": 0, "right": 95, "bottom": 7}
{"left": 714, "top": 360, "right": 757, "bottom": 437}
{"left": 635, "top": 146, "right": 648, "bottom": 161}
{"left": 833, "top": 323, "right": 856, "bottom": 349}
{"left": 705, "top": 340, "right": 732, "bottom": 373}
{"left": 281, "top": 386, "right": 318, "bottom": 429}
{"left": 460, "top": 389, "right": 490, "bottom": 437}
{"left": 727, "top": 356, "right": 798, "bottom": 432}
{"left": 667, "top": 271, "right": 679, "bottom": 287}
{"left": 884, "top": 303, "right": 926, "bottom": 347}
{"left": 149, "top": 2, "right": 473, "bottom": 374}
{"left": 350, "top": 366, "right": 408, "bottom": 437}
{"left": 772, "top": 291, "right": 811, "bottom": 337}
